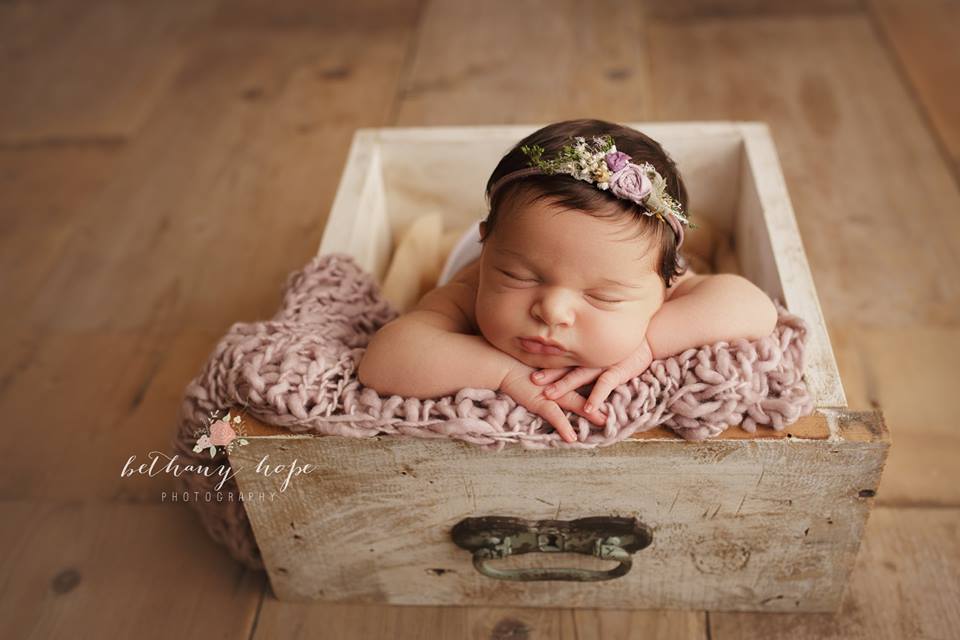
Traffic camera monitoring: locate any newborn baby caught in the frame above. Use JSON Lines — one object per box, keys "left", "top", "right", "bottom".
{"left": 358, "top": 119, "right": 777, "bottom": 443}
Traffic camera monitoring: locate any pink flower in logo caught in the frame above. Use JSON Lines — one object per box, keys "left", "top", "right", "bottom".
{"left": 209, "top": 419, "right": 237, "bottom": 447}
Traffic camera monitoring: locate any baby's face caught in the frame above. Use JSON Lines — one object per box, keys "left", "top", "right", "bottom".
{"left": 475, "top": 194, "right": 666, "bottom": 370}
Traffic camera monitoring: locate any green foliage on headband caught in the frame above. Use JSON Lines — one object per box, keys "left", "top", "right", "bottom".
{"left": 518, "top": 134, "right": 697, "bottom": 232}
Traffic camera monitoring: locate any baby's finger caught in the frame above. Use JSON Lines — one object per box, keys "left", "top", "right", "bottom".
{"left": 584, "top": 372, "right": 622, "bottom": 414}
{"left": 556, "top": 390, "right": 607, "bottom": 427}
{"left": 530, "top": 367, "right": 572, "bottom": 385}
{"left": 539, "top": 402, "right": 578, "bottom": 443}
{"left": 543, "top": 367, "right": 602, "bottom": 399}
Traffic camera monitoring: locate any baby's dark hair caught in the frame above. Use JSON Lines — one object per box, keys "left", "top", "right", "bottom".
{"left": 483, "top": 118, "right": 689, "bottom": 288}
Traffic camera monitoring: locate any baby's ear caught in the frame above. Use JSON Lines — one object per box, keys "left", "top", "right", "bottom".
{"left": 478, "top": 220, "right": 487, "bottom": 241}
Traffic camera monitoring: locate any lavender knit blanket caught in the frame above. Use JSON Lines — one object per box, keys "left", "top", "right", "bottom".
{"left": 173, "top": 253, "right": 814, "bottom": 570}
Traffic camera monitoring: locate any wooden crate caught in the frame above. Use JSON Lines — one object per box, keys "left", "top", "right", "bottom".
{"left": 227, "top": 123, "right": 889, "bottom": 612}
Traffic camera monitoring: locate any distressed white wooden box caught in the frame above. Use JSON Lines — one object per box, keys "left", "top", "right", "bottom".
{"left": 228, "top": 123, "right": 889, "bottom": 612}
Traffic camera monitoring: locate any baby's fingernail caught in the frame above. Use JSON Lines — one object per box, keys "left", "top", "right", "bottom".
{"left": 532, "top": 371, "right": 544, "bottom": 380}
{"left": 584, "top": 402, "right": 593, "bottom": 413}
{"left": 544, "top": 385, "right": 556, "bottom": 397}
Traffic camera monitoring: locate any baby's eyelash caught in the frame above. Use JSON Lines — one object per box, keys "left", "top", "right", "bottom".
{"left": 587, "top": 294, "right": 623, "bottom": 304}
{"left": 498, "top": 269, "right": 536, "bottom": 281}
{"left": 497, "top": 269, "right": 624, "bottom": 303}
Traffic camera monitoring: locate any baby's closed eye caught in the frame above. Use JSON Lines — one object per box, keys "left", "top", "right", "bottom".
{"left": 585, "top": 293, "right": 624, "bottom": 304}
{"left": 497, "top": 269, "right": 626, "bottom": 305}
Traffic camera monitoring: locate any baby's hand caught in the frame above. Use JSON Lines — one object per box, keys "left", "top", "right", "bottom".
{"left": 500, "top": 361, "right": 608, "bottom": 443}
{"left": 531, "top": 336, "right": 655, "bottom": 416}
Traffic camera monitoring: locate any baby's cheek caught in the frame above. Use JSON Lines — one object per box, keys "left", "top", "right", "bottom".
{"left": 582, "top": 315, "right": 652, "bottom": 368}
{"left": 475, "top": 293, "right": 515, "bottom": 348}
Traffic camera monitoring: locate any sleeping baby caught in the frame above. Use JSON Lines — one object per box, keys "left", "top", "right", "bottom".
{"left": 357, "top": 119, "right": 778, "bottom": 443}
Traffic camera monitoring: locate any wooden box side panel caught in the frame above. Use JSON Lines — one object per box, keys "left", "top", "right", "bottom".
{"left": 625, "top": 121, "right": 744, "bottom": 241}
{"left": 735, "top": 123, "right": 847, "bottom": 408}
{"left": 231, "top": 430, "right": 888, "bottom": 612}
{"left": 319, "top": 131, "right": 392, "bottom": 280}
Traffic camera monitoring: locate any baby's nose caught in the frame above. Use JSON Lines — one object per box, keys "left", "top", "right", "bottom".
{"left": 532, "top": 289, "right": 575, "bottom": 326}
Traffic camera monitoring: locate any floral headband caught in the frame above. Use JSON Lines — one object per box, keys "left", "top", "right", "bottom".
{"left": 487, "top": 135, "right": 694, "bottom": 249}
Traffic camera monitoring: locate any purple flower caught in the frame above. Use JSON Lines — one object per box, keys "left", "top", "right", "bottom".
{"left": 605, "top": 151, "right": 631, "bottom": 172}
{"left": 609, "top": 164, "right": 652, "bottom": 205}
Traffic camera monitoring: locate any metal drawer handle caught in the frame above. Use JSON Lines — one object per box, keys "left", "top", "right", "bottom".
{"left": 451, "top": 516, "right": 652, "bottom": 582}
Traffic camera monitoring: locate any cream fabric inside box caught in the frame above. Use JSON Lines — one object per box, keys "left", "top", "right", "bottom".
{"left": 229, "top": 123, "right": 889, "bottom": 612}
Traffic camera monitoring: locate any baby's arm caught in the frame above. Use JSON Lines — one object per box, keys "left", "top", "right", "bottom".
{"left": 357, "top": 284, "right": 513, "bottom": 397}
{"left": 645, "top": 273, "right": 779, "bottom": 360}
{"left": 530, "top": 272, "right": 779, "bottom": 413}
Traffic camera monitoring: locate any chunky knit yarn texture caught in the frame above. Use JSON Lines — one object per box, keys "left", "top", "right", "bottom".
{"left": 173, "top": 253, "right": 814, "bottom": 570}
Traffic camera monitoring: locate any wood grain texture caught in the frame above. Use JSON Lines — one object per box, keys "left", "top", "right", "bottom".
{"left": 0, "top": 331, "right": 221, "bottom": 500}
{"left": 0, "top": 1, "right": 422, "bottom": 637}
{"left": 15, "top": 26, "right": 413, "bottom": 335}
{"left": 0, "top": 147, "right": 120, "bottom": 337}
{"left": 392, "top": 0, "right": 654, "bottom": 126}
{"left": 0, "top": 500, "right": 265, "bottom": 639}
{"left": 0, "top": 6, "right": 420, "bottom": 496}
{"left": 230, "top": 409, "right": 887, "bottom": 611}
{"left": 828, "top": 322, "right": 960, "bottom": 507}
{"left": 253, "top": 600, "right": 707, "bottom": 639}
{"left": 711, "top": 506, "right": 960, "bottom": 639}
{"left": 1, "top": 0, "right": 957, "bottom": 635}
{"left": 869, "top": 0, "right": 960, "bottom": 176}
{"left": 647, "top": 13, "right": 960, "bottom": 326}
{"left": 0, "top": 0, "right": 220, "bottom": 142}
{"left": 644, "top": 0, "right": 861, "bottom": 20}
{"left": 849, "top": 327, "right": 960, "bottom": 507}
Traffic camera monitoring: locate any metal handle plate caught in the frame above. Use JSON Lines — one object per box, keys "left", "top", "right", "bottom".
{"left": 451, "top": 515, "right": 652, "bottom": 582}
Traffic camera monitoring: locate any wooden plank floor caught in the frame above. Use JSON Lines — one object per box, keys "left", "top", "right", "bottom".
{"left": 1, "top": 0, "right": 957, "bottom": 637}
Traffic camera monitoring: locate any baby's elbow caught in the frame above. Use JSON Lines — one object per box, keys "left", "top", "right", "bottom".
{"left": 357, "top": 320, "right": 414, "bottom": 394}
{"left": 357, "top": 327, "right": 391, "bottom": 390}
{"left": 357, "top": 350, "right": 401, "bottom": 395}
{"left": 356, "top": 350, "right": 377, "bottom": 389}
{"left": 719, "top": 274, "right": 777, "bottom": 339}
{"left": 741, "top": 280, "right": 778, "bottom": 338}
{"left": 757, "top": 296, "right": 779, "bottom": 337}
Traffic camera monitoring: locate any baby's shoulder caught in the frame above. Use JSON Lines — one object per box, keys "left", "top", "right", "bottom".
{"left": 448, "top": 257, "right": 480, "bottom": 288}
{"left": 665, "top": 267, "right": 706, "bottom": 301}
{"left": 411, "top": 258, "right": 479, "bottom": 334}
